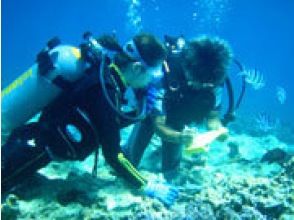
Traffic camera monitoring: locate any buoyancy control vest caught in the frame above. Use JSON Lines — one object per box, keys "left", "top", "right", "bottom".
{"left": 36, "top": 60, "right": 146, "bottom": 161}
{"left": 162, "top": 53, "right": 216, "bottom": 127}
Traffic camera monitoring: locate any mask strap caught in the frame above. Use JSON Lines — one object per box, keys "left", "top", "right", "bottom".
{"left": 123, "top": 40, "right": 148, "bottom": 67}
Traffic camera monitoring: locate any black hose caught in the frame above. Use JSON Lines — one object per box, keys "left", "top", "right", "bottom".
{"left": 99, "top": 55, "right": 147, "bottom": 121}
{"left": 222, "top": 58, "right": 247, "bottom": 125}
{"left": 233, "top": 58, "right": 246, "bottom": 109}
{"left": 222, "top": 77, "right": 235, "bottom": 125}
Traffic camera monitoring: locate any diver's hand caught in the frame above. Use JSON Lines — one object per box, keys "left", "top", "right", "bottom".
{"left": 216, "top": 126, "right": 229, "bottom": 142}
{"left": 217, "top": 133, "right": 229, "bottom": 141}
{"left": 207, "top": 119, "right": 229, "bottom": 142}
{"left": 207, "top": 116, "right": 223, "bottom": 131}
{"left": 179, "top": 128, "right": 197, "bottom": 146}
{"left": 143, "top": 180, "right": 179, "bottom": 207}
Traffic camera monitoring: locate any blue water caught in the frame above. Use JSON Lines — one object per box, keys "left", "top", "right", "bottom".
{"left": 2, "top": 0, "right": 294, "bottom": 127}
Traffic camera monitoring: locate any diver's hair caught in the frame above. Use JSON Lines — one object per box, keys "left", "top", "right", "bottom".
{"left": 97, "top": 34, "right": 134, "bottom": 68}
{"left": 133, "top": 33, "right": 167, "bottom": 67}
{"left": 97, "top": 34, "right": 123, "bottom": 52}
{"left": 96, "top": 33, "right": 167, "bottom": 69}
{"left": 182, "top": 36, "right": 233, "bottom": 84}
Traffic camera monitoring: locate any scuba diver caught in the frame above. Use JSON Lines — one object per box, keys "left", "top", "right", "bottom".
{"left": 1, "top": 32, "right": 179, "bottom": 206}
{"left": 124, "top": 35, "right": 233, "bottom": 181}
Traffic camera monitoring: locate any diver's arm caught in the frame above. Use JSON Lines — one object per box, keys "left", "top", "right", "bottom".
{"left": 100, "top": 129, "right": 147, "bottom": 188}
{"left": 153, "top": 115, "right": 194, "bottom": 145}
{"left": 207, "top": 110, "right": 229, "bottom": 141}
{"left": 207, "top": 86, "right": 226, "bottom": 130}
{"left": 101, "top": 127, "right": 179, "bottom": 207}
{"left": 153, "top": 115, "right": 181, "bottom": 143}
{"left": 206, "top": 110, "right": 224, "bottom": 130}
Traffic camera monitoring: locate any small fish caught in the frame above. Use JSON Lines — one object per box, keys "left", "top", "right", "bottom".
{"left": 255, "top": 112, "right": 279, "bottom": 132}
{"left": 276, "top": 86, "right": 286, "bottom": 104}
{"left": 239, "top": 68, "right": 265, "bottom": 90}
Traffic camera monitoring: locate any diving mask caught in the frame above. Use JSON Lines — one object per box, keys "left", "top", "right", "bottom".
{"left": 123, "top": 40, "right": 164, "bottom": 83}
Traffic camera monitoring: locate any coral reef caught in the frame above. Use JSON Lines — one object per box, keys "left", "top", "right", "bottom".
{"left": 2, "top": 121, "right": 294, "bottom": 219}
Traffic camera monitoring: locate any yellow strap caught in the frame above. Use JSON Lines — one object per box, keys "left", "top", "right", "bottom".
{"left": 109, "top": 63, "right": 128, "bottom": 87}
{"left": 163, "top": 60, "right": 170, "bottom": 73}
{"left": 117, "top": 153, "right": 146, "bottom": 186}
{"left": 1, "top": 68, "right": 33, "bottom": 98}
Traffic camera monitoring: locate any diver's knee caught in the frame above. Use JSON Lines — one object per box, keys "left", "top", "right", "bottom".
{"left": 2, "top": 135, "right": 51, "bottom": 192}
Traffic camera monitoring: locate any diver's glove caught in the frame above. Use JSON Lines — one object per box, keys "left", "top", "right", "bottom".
{"left": 143, "top": 179, "right": 179, "bottom": 207}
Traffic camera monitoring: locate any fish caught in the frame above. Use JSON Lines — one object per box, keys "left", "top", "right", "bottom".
{"left": 276, "top": 86, "right": 286, "bottom": 104}
{"left": 238, "top": 68, "right": 265, "bottom": 90}
{"left": 255, "top": 112, "right": 279, "bottom": 132}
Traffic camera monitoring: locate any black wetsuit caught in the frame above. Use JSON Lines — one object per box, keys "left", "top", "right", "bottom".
{"left": 161, "top": 54, "right": 216, "bottom": 176}
{"left": 163, "top": 53, "right": 216, "bottom": 127}
{"left": 2, "top": 65, "right": 146, "bottom": 192}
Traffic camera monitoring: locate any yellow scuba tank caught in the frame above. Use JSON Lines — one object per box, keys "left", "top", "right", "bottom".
{"left": 1, "top": 41, "right": 88, "bottom": 143}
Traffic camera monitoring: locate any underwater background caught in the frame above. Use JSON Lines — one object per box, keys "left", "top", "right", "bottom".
{"left": 2, "top": 0, "right": 294, "bottom": 125}
{"left": 2, "top": 0, "right": 294, "bottom": 219}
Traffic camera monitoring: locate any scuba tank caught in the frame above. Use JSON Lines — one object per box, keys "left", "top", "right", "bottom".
{"left": 1, "top": 38, "right": 89, "bottom": 142}
{"left": 1, "top": 32, "right": 151, "bottom": 143}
